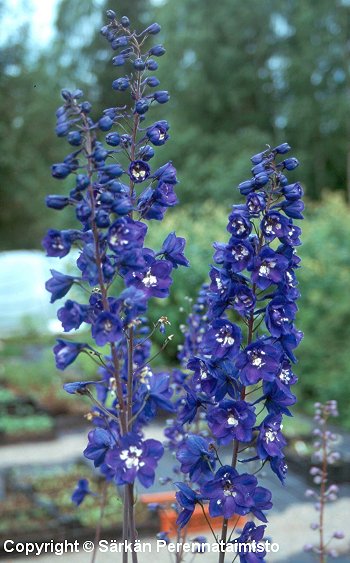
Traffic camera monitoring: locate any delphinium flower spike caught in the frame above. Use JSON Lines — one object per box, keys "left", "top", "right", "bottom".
{"left": 304, "top": 401, "right": 345, "bottom": 562}
{"left": 44, "top": 9, "right": 189, "bottom": 561}
{"left": 170, "top": 144, "right": 304, "bottom": 562}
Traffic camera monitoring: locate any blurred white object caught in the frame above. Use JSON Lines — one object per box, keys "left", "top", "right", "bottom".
{"left": 0, "top": 250, "right": 79, "bottom": 337}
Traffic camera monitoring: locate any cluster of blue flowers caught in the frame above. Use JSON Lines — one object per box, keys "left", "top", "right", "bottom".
{"left": 44, "top": 7, "right": 306, "bottom": 560}
{"left": 166, "top": 144, "right": 304, "bottom": 558}
{"left": 44, "top": 9, "right": 189, "bottom": 532}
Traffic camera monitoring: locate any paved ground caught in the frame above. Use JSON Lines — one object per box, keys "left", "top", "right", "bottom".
{"left": 1, "top": 425, "right": 350, "bottom": 562}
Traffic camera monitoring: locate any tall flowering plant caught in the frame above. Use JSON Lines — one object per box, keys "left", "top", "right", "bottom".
{"left": 43, "top": 9, "right": 188, "bottom": 559}
{"left": 167, "top": 145, "right": 304, "bottom": 561}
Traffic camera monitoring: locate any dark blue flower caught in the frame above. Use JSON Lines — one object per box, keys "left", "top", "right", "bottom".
{"left": 136, "top": 372, "right": 175, "bottom": 420}
{"left": 71, "top": 479, "right": 92, "bottom": 506}
{"left": 227, "top": 208, "right": 252, "bottom": 239}
{"left": 51, "top": 163, "right": 71, "bottom": 179}
{"left": 282, "top": 182, "right": 304, "bottom": 200}
{"left": 105, "top": 434, "right": 164, "bottom": 488}
{"left": 125, "top": 257, "right": 173, "bottom": 299}
{"left": 92, "top": 312, "right": 123, "bottom": 346}
{"left": 262, "top": 379, "right": 296, "bottom": 416}
{"left": 233, "top": 521, "right": 266, "bottom": 562}
{"left": 281, "top": 157, "right": 299, "bottom": 171}
{"left": 270, "top": 455, "right": 288, "bottom": 484}
{"left": 54, "top": 339, "right": 88, "bottom": 370}
{"left": 84, "top": 428, "right": 115, "bottom": 467}
{"left": 160, "top": 232, "right": 189, "bottom": 268}
{"left": 236, "top": 339, "right": 281, "bottom": 385}
{"left": 42, "top": 229, "right": 71, "bottom": 258}
{"left": 257, "top": 413, "right": 286, "bottom": 460}
{"left": 265, "top": 296, "right": 297, "bottom": 338}
{"left": 58, "top": 300, "right": 88, "bottom": 331}
{"left": 112, "top": 77, "right": 129, "bottom": 91}
{"left": 147, "top": 121, "right": 169, "bottom": 146}
{"left": 280, "top": 198, "right": 305, "bottom": 219}
{"left": 201, "top": 319, "right": 242, "bottom": 360}
{"left": 152, "top": 162, "right": 177, "bottom": 184}
{"left": 63, "top": 380, "right": 100, "bottom": 395}
{"left": 129, "top": 160, "right": 150, "bottom": 183}
{"left": 250, "top": 246, "right": 289, "bottom": 290}
{"left": 176, "top": 434, "right": 216, "bottom": 483}
{"left": 246, "top": 192, "right": 267, "bottom": 216}
{"left": 107, "top": 217, "right": 147, "bottom": 254}
{"left": 45, "top": 270, "right": 76, "bottom": 303}
{"left": 135, "top": 99, "right": 149, "bottom": 115}
{"left": 231, "top": 284, "right": 256, "bottom": 317}
{"left": 251, "top": 486, "right": 273, "bottom": 523}
{"left": 148, "top": 44, "right": 166, "bottom": 57}
{"left": 118, "top": 286, "right": 148, "bottom": 324}
{"left": 223, "top": 238, "right": 254, "bottom": 272}
{"left": 202, "top": 466, "right": 257, "bottom": 519}
{"left": 153, "top": 90, "right": 170, "bottom": 104}
{"left": 207, "top": 400, "right": 256, "bottom": 445}
{"left": 261, "top": 211, "right": 291, "bottom": 242}
{"left": 175, "top": 483, "right": 201, "bottom": 529}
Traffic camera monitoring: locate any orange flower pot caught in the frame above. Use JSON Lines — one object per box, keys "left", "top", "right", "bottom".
{"left": 140, "top": 490, "right": 247, "bottom": 537}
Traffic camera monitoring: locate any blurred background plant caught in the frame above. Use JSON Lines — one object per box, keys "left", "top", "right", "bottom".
{"left": 0, "top": 0, "right": 350, "bottom": 434}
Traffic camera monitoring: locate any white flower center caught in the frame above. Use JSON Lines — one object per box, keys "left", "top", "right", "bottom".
{"left": 120, "top": 446, "right": 144, "bottom": 469}
{"left": 265, "top": 430, "right": 277, "bottom": 443}
{"left": 233, "top": 245, "right": 249, "bottom": 260}
{"left": 142, "top": 269, "right": 158, "bottom": 288}
{"left": 259, "top": 264, "right": 270, "bottom": 276}
{"left": 227, "top": 416, "right": 239, "bottom": 427}
{"left": 279, "top": 368, "right": 291, "bottom": 383}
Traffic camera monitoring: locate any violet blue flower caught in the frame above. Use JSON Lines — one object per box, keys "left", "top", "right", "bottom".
{"left": 71, "top": 479, "right": 92, "bottom": 506}
{"left": 54, "top": 339, "right": 88, "bottom": 370}
{"left": 106, "top": 433, "right": 164, "bottom": 488}
{"left": 207, "top": 399, "right": 256, "bottom": 445}
{"left": 202, "top": 466, "right": 257, "bottom": 519}
{"left": 176, "top": 434, "right": 216, "bottom": 483}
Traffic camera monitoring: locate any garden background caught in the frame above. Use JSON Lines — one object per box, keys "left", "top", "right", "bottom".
{"left": 0, "top": 0, "right": 349, "bottom": 561}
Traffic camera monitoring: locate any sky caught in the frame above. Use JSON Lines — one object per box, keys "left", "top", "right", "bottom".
{"left": 0, "top": 0, "right": 168, "bottom": 47}
{"left": 1, "top": 0, "right": 59, "bottom": 46}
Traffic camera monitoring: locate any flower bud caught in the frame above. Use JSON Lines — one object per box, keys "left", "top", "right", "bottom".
{"left": 134, "top": 58, "right": 146, "bottom": 71}
{"left": 112, "top": 77, "right": 129, "bottom": 91}
{"left": 67, "top": 131, "right": 82, "bottom": 146}
{"left": 153, "top": 90, "right": 170, "bottom": 104}
{"left": 121, "top": 16, "right": 130, "bottom": 27}
{"left": 149, "top": 44, "right": 166, "bottom": 57}
{"left": 282, "top": 157, "right": 299, "bottom": 171}
{"left": 112, "top": 55, "right": 126, "bottom": 67}
{"left": 105, "top": 132, "right": 120, "bottom": 146}
{"left": 46, "top": 195, "right": 70, "bottom": 210}
{"left": 147, "top": 59, "right": 158, "bottom": 71}
{"left": 143, "top": 23, "right": 161, "bottom": 35}
{"left": 106, "top": 9, "right": 116, "bottom": 20}
{"left": 134, "top": 99, "right": 149, "bottom": 115}
{"left": 98, "top": 116, "right": 114, "bottom": 131}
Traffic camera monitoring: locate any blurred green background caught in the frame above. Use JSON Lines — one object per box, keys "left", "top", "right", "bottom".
{"left": 1, "top": 0, "right": 350, "bottom": 431}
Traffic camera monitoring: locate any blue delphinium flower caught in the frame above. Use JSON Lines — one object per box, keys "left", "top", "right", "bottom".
{"left": 167, "top": 144, "right": 303, "bottom": 551}
{"left": 175, "top": 482, "right": 201, "bottom": 529}
{"left": 176, "top": 434, "right": 216, "bottom": 484}
{"left": 105, "top": 433, "right": 164, "bottom": 488}
{"left": 44, "top": 9, "right": 189, "bottom": 553}
{"left": 71, "top": 479, "right": 92, "bottom": 506}
{"left": 207, "top": 399, "right": 256, "bottom": 445}
{"left": 202, "top": 466, "right": 258, "bottom": 519}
